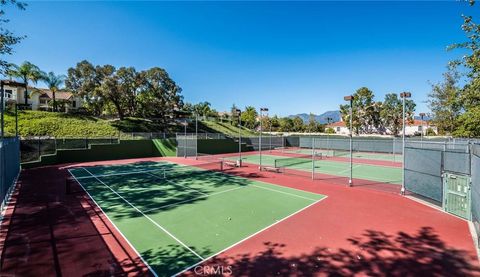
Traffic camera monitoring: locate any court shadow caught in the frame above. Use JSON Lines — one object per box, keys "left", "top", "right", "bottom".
{"left": 186, "top": 227, "right": 479, "bottom": 276}
{"left": 69, "top": 161, "right": 256, "bottom": 220}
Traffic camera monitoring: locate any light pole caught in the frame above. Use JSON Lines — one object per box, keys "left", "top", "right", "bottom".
{"left": 400, "top": 92, "right": 412, "bottom": 195}
{"left": 419, "top": 112, "right": 425, "bottom": 142}
{"left": 326, "top": 117, "right": 333, "bottom": 154}
{"left": 235, "top": 109, "right": 242, "bottom": 167}
{"left": 259, "top": 107, "right": 268, "bottom": 170}
{"left": 184, "top": 118, "right": 188, "bottom": 158}
{"left": 344, "top": 95, "right": 354, "bottom": 187}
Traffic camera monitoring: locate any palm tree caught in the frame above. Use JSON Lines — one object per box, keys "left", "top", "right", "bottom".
{"left": 6, "top": 62, "right": 43, "bottom": 106}
{"left": 41, "top": 71, "right": 66, "bottom": 112}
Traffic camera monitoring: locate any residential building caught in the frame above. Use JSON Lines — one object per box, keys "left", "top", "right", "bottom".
{"left": 326, "top": 121, "right": 350, "bottom": 135}
{"left": 326, "top": 119, "right": 437, "bottom": 136}
{"left": 1, "top": 80, "right": 83, "bottom": 112}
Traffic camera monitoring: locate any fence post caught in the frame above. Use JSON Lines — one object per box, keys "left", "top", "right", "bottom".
{"left": 38, "top": 137, "right": 41, "bottom": 161}
{"left": 312, "top": 137, "right": 316, "bottom": 180}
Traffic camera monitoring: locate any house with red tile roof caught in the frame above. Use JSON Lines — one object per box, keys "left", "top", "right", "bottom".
{"left": 2, "top": 80, "right": 83, "bottom": 112}
{"left": 326, "top": 119, "right": 437, "bottom": 136}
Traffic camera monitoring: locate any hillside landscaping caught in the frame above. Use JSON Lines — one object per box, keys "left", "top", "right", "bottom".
{"left": 4, "top": 111, "right": 257, "bottom": 138}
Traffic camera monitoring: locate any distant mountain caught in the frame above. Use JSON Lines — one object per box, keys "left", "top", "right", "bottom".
{"left": 414, "top": 115, "right": 432, "bottom": 121}
{"left": 288, "top": 110, "right": 341, "bottom": 124}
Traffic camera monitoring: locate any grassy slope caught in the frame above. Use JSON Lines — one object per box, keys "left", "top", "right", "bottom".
{"left": 4, "top": 111, "right": 256, "bottom": 138}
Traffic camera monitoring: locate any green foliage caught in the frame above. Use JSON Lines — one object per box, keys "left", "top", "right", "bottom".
{"left": 0, "top": 0, "right": 26, "bottom": 74}
{"left": 453, "top": 106, "right": 480, "bottom": 137}
{"left": 65, "top": 61, "right": 183, "bottom": 125}
{"left": 4, "top": 111, "right": 119, "bottom": 137}
{"left": 340, "top": 88, "right": 416, "bottom": 136}
{"left": 279, "top": 117, "right": 294, "bottom": 132}
{"left": 292, "top": 116, "right": 305, "bottom": 132}
{"left": 340, "top": 87, "right": 382, "bottom": 134}
{"left": 6, "top": 61, "right": 43, "bottom": 104}
{"left": 381, "top": 93, "right": 415, "bottom": 136}
{"left": 425, "top": 127, "right": 437, "bottom": 136}
{"left": 41, "top": 71, "right": 66, "bottom": 112}
{"left": 304, "top": 113, "right": 324, "bottom": 133}
{"left": 325, "top": 128, "right": 336, "bottom": 134}
{"left": 428, "top": 68, "right": 462, "bottom": 135}
{"left": 240, "top": 106, "right": 258, "bottom": 129}
{"left": 200, "top": 120, "right": 256, "bottom": 137}
{"left": 448, "top": 2, "right": 480, "bottom": 137}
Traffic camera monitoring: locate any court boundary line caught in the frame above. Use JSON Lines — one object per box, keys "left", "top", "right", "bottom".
{"left": 238, "top": 153, "right": 402, "bottom": 170}
{"left": 250, "top": 184, "right": 318, "bottom": 201}
{"left": 67, "top": 168, "right": 159, "bottom": 277}
{"left": 235, "top": 155, "right": 402, "bottom": 184}
{"left": 170, "top": 195, "right": 328, "bottom": 277}
{"left": 73, "top": 161, "right": 328, "bottom": 276}
{"left": 80, "top": 167, "right": 205, "bottom": 261}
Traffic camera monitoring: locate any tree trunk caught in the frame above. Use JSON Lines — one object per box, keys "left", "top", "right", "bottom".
{"left": 52, "top": 90, "right": 56, "bottom": 112}
{"left": 113, "top": 101, "right": 124, "bottom": 120}
{"left": 24, "top": 80, "right": 28, "bottom": 105}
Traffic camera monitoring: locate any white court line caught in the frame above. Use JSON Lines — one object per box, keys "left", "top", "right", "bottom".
{"left": 74, "top": 168, "right": 164, "bottom": 180}
{"left": 337, "top": 164, "right": 362, "bottom": 174}
{"left": 67, "top": 168, "right": 159, "bottom": 277}
{"left": 250, "top": 184, "right": 318, "bottom": 202}
{"left": 171, "top": 196, "right": 328, "bottom": 277}
{"left": 81, "top": 167, "right": 204, "bottom": 261}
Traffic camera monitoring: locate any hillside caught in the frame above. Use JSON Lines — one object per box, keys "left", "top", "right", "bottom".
{"left": 4, "top": 111, "right": 256, "bottom": 138}
{"left": 289, "top": 110, "right": 341, "bottom": 124}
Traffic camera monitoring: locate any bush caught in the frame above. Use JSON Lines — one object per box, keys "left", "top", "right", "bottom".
{"left": 425, "top": 128, "right": 436, "bottom": 136}
{"left": 325, "top": 128, "right": 336, "bottom": 134}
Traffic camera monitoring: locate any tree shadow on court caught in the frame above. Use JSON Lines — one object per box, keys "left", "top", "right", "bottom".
{"left": 180, "top": 227, "right": 479, "bottom": 276}
{"left": 121, "top": 244, "right": 212, "bottom": 276}
{"left": 71, "top": 161, "right": 257, "bottom": 220}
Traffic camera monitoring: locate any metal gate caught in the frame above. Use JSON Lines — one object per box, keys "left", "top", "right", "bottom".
{"left": 443, "top": 173, "right": 471, "bottom": 220}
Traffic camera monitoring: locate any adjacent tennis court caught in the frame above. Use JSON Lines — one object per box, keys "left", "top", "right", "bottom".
{"left": 68, "top": 161, "right": 325, "bottom": 276}
{"left": 232, "top": 154, "right": 402, "bottom": 184}
{"left": 282, "top": 147, "right": 402, "bottom": 162}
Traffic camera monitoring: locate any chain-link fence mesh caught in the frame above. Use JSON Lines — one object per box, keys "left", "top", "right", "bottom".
{"left": 1, "top": 137, "right": 20, "bottom": 212}
{"left": 243, "top": 136, "right": 285, "bottom": 151}
{"left": 404, "top": 141, "right": 473, "bottom": 205}
{"left": 471, "top": 144, "right": 480, "bottom": 245}
{"left": 176, "top": 134, "right": 197, "bottom": 157}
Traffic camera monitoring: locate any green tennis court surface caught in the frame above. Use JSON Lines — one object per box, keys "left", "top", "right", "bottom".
{"left": 283, "top": 148, "right": 402, "bottom": 162}
{"left": 68, "top": 161, "right": 325, "bottom": 276}
{"left": 234, "top": 154, "right": 402, "bottom": 184}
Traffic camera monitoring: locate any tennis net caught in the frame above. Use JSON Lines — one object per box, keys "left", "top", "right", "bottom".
{"left": 332, "top": 150, "right": 350, "bottom": 157}
{"left": 274, "top": 153, "right": 322, "bottom": 168}
{"left": 67, "top": 161, "right": 224, "bottom": 193}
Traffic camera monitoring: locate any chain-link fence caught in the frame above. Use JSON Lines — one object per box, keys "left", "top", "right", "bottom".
{"left": 176, "top": 134, "right": 197, "bottom": 158}
{"left": 404, "top": 141, "right": 472, "bottom": 205}
{"left": 299, "top": 137, "right": 403, "bottom": 154}
{"left": 471, "top": 144, "right": 480, "bottom": 246}
{"left": 1, "top": 137, "right": 20, "bottom": 212}
{"left": 242, "top": 136, "right": 285, "bottom": 151}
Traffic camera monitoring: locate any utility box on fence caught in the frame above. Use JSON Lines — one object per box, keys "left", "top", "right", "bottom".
{"left": 443, "top": 173, "right": 472, "bottom": 220}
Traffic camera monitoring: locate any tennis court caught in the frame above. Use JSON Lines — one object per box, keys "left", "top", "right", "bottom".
{"left": 68, "top": 161, "right": 325, "bottom": 276}
{"left": 282, "top": 148, "right": 402, "bottom": 162}
{"left": 233, "top": 154, "right": 402, "bottom": 184}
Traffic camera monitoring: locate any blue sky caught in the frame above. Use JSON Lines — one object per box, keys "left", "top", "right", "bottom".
{"left": 5, "top": 1, "right": 477, "bottom": 116}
